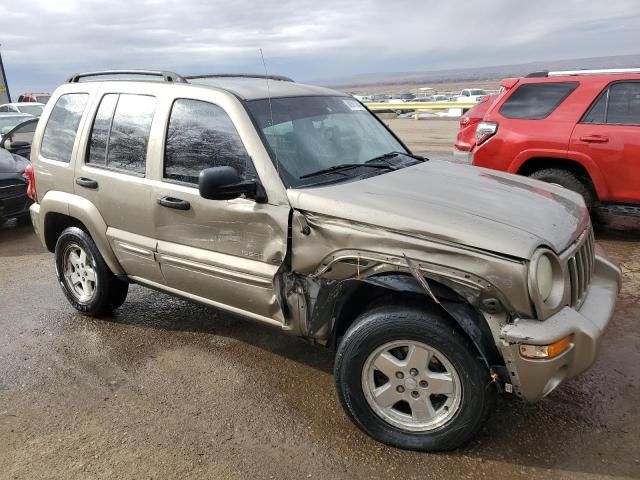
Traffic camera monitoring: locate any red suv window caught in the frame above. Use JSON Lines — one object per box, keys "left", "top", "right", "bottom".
{"left": 499, "top": 82, "right": 578, "bottom": 120}
{"left": 582, "top": 81, "right": 640, "bottom": 125}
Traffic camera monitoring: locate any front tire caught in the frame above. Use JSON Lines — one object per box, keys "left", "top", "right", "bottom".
{"left": 54, "top": 227, "right": 129, "bottom": 316}
{"left": 334, "top": 304, "right": 495, "bottom": 451}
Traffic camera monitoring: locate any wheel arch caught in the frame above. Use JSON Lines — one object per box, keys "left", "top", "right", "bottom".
{"left": 39, "top": 191, "right": 124, "bottom": 275}
{"left": 514, "top": 156, "right": 606, "bottom": 200}
{"left": 318, "top": 273, "right": 504, "bottom": 371}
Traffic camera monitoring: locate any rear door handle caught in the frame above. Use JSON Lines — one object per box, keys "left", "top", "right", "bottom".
{"left": 158, "top": 196, "right": 191, "bottom": 210}
{"left": 75, "top": 177, "right": 98, "bottom": 189}
{"left": 579, "top": 135, "right": 609, "bottom": 143}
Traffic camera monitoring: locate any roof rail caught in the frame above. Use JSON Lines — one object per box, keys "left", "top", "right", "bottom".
{"left": 67, "top": 70, "right": 188, "bottom": 83}
{"left": 186, "top": 73, "right": 294, "bottom": 82}
{"left": 548, "top": 68, "right": 640, "bottom": 76}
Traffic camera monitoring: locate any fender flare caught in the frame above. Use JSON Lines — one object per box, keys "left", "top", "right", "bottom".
{"left": 40, "top": 191, "right": 124, "bottom": 275}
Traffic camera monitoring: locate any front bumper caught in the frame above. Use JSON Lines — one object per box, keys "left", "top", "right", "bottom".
{"left": 499, "top": 246, "right": 621, "bottom": 402}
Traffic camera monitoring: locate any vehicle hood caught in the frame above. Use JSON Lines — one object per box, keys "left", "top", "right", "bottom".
{"left": 0, "top": 148, "right": 28, "bottom": 174}
{"left": 287, "top": 160, "right": 589, "bottom": 259}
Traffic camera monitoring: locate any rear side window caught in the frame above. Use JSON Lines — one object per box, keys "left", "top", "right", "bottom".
{"left": 499, "top": 82, "right": 578, "bottom": 120}
{"left": 164, "top": 99, "right": 254, "bottom": 184}
{"left": 583, "top": 82, "right": 640, "bottom": 125}
{"left": 87, "top": 93, "right": 156, "bottom": 175}
{"left": 40, "top": 93, "right": 89, "bottom": 162}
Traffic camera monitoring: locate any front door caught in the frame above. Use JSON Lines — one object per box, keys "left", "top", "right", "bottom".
{"left": 570, "top": 81, "right": 640, "bottom": 203}
{"left": 151, "top": 97, "right": 289, "bottom": 325}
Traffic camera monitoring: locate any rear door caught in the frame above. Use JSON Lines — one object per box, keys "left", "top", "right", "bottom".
{"left": 570, "top": 81, "right": 640, "bottom": 203}
{"left": 150, "top": 95, "right": 290, "bottom": 325}
{"left": 74, "top": 84, "right": 165, "bottom": 283}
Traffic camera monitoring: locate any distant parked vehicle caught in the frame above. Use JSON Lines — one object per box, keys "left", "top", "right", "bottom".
{"left": 456, "top": 89, "right": 488, "bottom": 102}
{"left": 0, "top": 102, "right": 45, "bottom": 116}
{"left": 370, "top": 94, "right": 390, "bottom": 103}
{"left": 473, "top": 68, "right": 640, "bottom": 211}
{"left": 18, "top": 93, "right": 51, "bottom": 104}
{"left": 1, "top": 117, "right": 38, "bottom": 158}
{"left": 453, "top": 94, "right": 498, "bottom": 162}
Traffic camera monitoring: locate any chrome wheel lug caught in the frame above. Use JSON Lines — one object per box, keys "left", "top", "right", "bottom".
{"left": 396, "top": 385, "right": 405, "bottom": 393}
{"left": 411, "top": 391, "right": 420, "bottom": 398}
{"left": 395, "top": 371, "right": 404, "bottom": 379}
{"left": 419, "top": 380, "right": 429, "bottom": 388}
{"left": 409, "top": 368, "right": 419, "bottom": 377}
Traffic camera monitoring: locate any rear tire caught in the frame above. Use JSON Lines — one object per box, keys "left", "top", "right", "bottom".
{"left": 334, "top": 304, "right": 495, "bottom": 451}
{"left": 528, "top": 168, "right": 595, "bottom": 208}
{"left": 54, "top": 227, "right": 129, "bottom": 316}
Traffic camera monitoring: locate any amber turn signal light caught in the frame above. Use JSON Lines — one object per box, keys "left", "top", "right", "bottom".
{"left": 519, "top": 335, "right": 573, "bottom": 359}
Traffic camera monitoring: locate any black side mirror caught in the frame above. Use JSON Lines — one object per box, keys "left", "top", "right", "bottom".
{"left": 199, "top": 166, "right": 266, "bottom": 202}
{"left": 8, "top": 141, "right": 30, "bottom": 151}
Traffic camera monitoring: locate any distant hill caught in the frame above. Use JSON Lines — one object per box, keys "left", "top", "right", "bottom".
{"left": 318, "top": 54, "right": 640, "bottom": 89}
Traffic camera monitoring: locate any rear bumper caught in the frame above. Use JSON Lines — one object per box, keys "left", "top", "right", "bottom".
{"left": 499, "top": 246, "right": 621, "bottom": 402}
{"left": 452, "top": 148, "right": 472, "bottom": 164}
{"left": 29, "top": 203, "right": 43, "bottom": 244}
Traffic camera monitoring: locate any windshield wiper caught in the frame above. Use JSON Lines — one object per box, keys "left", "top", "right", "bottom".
{"left": 365, "top": 151, "right": 427, "bottom": 165}
{"left": 299, "top": 162, "right": 393, "bottom": 180}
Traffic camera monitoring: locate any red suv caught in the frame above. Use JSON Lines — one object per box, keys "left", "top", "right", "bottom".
{"left": 472, "top": 69, "right": 640, "bottom": 211}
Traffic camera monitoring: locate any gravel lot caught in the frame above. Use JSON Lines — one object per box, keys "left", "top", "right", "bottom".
{"left": 1, "top": 119, "right": 639, "bottom": 479}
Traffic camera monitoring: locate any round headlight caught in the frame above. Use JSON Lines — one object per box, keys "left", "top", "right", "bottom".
{"left": 536, "top": 254, "right": 554, "bottom": 301}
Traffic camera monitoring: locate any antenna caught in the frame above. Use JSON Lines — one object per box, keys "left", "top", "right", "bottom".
{"left": 259, "top": 48, "right": 279, "bottom": 174}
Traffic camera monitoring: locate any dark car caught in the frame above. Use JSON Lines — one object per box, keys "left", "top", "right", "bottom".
{"left": 0, "top": 116, "right": 38, "bottom": 158}
{"left": 0, "top": 147, "right": 32, "bottom": 225}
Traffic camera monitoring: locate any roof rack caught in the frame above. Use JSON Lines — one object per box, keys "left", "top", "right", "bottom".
{"left": 186, "top": 73, "right": 294, "bottom": 82}
{"left": 525, "top": 68, "right": 640, "bottom": 78}
{"left": 67, "top": 70, "right": 188, "bottom": 83}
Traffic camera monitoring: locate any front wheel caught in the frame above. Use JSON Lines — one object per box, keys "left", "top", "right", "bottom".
{"left": 334, "top": 304, "right": 495, "bottom": 451}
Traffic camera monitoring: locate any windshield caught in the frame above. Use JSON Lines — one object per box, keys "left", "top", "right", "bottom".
{"left": 0, "top": 116, "right": 28, "bottom": 135}
{"left": 245, "top": 96, "right": 407, "bottom": 187}
{"left": 36, "top": 96, "right": 51, "bottom": 104}
{"left": 469, "top": 89, "right": 487, "bottom": 96}
{"left": 19, "top": 105, "right": 44, "bottom": 116}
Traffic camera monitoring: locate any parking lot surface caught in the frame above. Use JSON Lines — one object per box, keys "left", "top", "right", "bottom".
{"left": 1, "top": 120, "right": 639, "bottom": 479}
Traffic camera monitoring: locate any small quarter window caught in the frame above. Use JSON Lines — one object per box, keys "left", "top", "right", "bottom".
{"left": 499, "top": 82, "right": 578, "bottom": 120}
{"left": 164, "top": 99, "right": 255, "bottom": 184}
{"left": 40, "top": 93, "right": 89, "bottom": 162}
{"left": 582, "top": 82, "right": 640, "bottom": 125}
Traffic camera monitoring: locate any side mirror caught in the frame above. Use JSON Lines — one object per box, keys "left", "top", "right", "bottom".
{"left": 7, "top": 141, "right": 30, "bottom": 151}
{"left": 199, "top": 166, "right": 266, "bottom": 202}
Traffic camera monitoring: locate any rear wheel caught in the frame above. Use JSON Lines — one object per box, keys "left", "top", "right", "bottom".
{"left": 334, "top": 304, "right": 495, "bottom": 451}
{"left": 528, "top": 168, "right": 595, "bottom": 207}
{"left": 55, "top": 227, "right": 129, "bottom": 316}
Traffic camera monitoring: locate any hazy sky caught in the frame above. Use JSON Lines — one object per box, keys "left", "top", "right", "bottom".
{"left": 2, "top": 0, "right": 640, "bottom": 96}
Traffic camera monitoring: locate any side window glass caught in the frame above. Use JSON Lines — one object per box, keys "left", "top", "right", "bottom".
{"left": 164, "top": 99, "right": 255, "bottom": 184}
{"left": 40, "top": 93, "right": 89, "bottom": 162}
{"left": 582, "top": 91, "right": 607, "bottom": 124}
{"left": 86, "top": 94, "right": 156, "bottom": 175}
{"left": 87, "top": 94, "right": 118, "bottom": 166}
{"left": 9, "top": 120, "right": 37, "bottom": 144}
{"left": 606, "top": 82, "right": 640, "bottom": 125}
{"left": 499, "top": 82, "right": 578, "bottom": 120}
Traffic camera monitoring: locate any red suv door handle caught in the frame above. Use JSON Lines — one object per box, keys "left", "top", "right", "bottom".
{"left": 579, "top": 135, "right": 609, "bottom": 143}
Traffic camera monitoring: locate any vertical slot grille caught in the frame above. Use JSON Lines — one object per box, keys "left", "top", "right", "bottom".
{"left": 568, "top": 228, "right": 595, "bottom": 307}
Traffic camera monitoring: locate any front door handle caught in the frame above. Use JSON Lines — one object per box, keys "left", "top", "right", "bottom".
{"left": 579, "top": 135, "right": 609, "bottom": 143}
{"left": 76, "top": 177, "right": 98, "bottom": 189}
{"left": 158, "top": 196, "right": 191, "bottom": 210}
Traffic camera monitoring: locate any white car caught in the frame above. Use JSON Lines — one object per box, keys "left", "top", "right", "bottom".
{"left": 0, "top": 102, "right": 45, "bottom": 116}
{"left": 456, "top": 89, "right": 488, "bottom": 102}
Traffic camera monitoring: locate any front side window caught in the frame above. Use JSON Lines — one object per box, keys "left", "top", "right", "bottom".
{"left": 40, "top": 93, "right": 89, "bottom": 162}
{"left": 583, "top": 82, "right": 640, "bottom": 125}
{"left": 87, "top": 93, "right": 156, "bottom": 175}
{"left": 164, "top": 99, "right": 254, "bottom": 184}
{"left": 499, "top": 82, "right": 578, "bottom": 120}
{"left": 245, "top": 96, "right": 408, "bottom": 188}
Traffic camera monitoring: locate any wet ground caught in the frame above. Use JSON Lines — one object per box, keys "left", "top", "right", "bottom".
{"left": 1, "top": 221, "right": 639, "bottom": 479}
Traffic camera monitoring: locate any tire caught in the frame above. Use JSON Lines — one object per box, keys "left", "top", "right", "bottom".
{"left": 54, "top": 226, "right": 129, "bottom": 316}
{"left": 528, "top": 168, "right": 595, "bottom": 207}
{"left": 335, "top": 304, "right": 495, "bottom": 451}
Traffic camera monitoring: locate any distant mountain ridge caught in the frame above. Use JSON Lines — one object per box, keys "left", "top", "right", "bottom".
{"left": 317, "top": 54, "right": 640, "bottom": 89}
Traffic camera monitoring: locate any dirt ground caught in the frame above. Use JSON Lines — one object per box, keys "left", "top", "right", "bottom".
{"left": 1, "top": 122, "right": 639, "bottom": 479}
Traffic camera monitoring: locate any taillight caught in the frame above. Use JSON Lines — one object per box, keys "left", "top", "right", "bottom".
{"left": 476, "top": 121, "right": 498, "bottom": 145}
{"left": 23, "top": 164, "right": 37, "bottom": 202}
